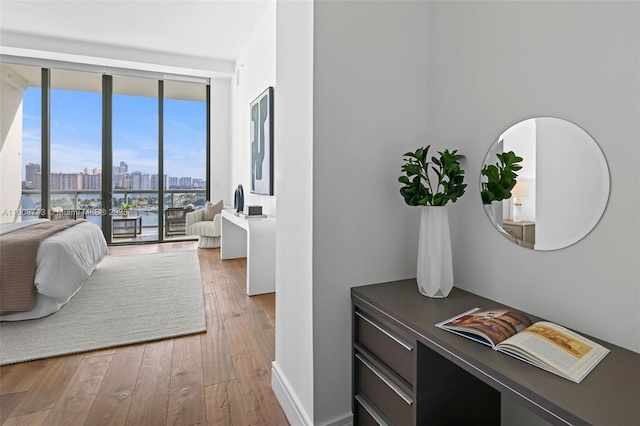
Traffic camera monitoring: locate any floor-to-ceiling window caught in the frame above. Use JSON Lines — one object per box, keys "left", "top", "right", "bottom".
{"left": 112, "top": 76, "right": 160, "bottom": 242}
{"left": 2, "top": 61, "right": 210, "bottom": 244}
{"left": 50, "top": 69, "right": 103, "bottom": 226}
{"left": 163, "top": 80, "right": 207, "bottom": 219}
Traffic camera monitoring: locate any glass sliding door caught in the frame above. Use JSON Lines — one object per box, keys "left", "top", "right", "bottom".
{"left": 112, "top": 76, "right": 159, "bottom": 242}
{"left": 163, "top": 80, "right": 207, "bottom": 241}
{"left": 50, "top": 69, "right": 103, "bottom": 225}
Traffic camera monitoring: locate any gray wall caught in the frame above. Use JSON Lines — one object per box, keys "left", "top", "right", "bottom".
{"left": 428, "top": 0, "right": 639, "bottom": 351}
{"left": 313, "top": 1, "right": 431, "bottom": 423}
{"left": 310, "top": 0, "right": 639, "bottom": 424}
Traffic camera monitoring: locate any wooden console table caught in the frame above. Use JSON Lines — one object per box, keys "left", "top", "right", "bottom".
{"left": 351, "top": 280, "right": 639, "bottom": 425}
{"left": 220, "top": 209, "right": 276, "bottom": 296}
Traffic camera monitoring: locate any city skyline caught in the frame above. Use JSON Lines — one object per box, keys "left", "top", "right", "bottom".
{"left": 23, "top": 160, "right": 206, "bottom": 191}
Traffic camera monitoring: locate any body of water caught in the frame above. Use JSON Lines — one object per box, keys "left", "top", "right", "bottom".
{"left": 20, "top": 196, "right": 161, "bottom": 228}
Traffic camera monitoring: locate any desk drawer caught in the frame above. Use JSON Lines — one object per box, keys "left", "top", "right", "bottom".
{"left": 356, "top": 353, "right": 413, "bottom": 426}
{"left": 354, "top": 394, "right": 390, "bottom": 426}
{"left": 355, "top": 310, "right": 414, "bottom": 385}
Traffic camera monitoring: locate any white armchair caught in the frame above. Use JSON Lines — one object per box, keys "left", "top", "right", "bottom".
{"left": 186, "top": 201, "right": 223, "bottom": 248}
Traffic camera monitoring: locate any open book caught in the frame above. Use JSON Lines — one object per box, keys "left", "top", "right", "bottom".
{"left": 436, "top": 308, "right": 609, "bottom": 383}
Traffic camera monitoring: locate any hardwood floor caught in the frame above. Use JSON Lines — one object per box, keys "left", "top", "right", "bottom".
{"left": 0, "top": 242, "right": 288, "bottom": 426}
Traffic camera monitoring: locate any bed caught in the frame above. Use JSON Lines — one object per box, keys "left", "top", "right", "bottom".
{"left": 0, "top": 219, "right": 108, "bottom": 321}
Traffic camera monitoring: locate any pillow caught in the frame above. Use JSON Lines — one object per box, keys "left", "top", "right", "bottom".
{"left": 203, "top": 200, "right": 223, "bottom": 221}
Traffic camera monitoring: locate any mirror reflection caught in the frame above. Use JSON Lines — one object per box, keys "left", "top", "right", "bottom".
{"left": 481, "top": 117, "right": 610, "bottom": 251}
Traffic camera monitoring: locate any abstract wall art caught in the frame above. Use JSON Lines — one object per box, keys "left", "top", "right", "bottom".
{"left": 250, "top": 87, "right": 274, "bottom": 195}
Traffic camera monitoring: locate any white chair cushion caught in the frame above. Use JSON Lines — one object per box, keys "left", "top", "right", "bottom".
{"left": 188, "top": 214, "right": 221, "bottom": 237}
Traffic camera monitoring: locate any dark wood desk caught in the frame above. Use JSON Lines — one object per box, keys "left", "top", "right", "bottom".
{"left": 352, "top": 280, "right": 639, "bottom": 425}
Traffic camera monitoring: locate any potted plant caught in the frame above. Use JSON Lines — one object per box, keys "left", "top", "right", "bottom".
{"left": 398, "top": 146, "right": 466, "bottom": 298}
{"left": 120, "top": 203, "right": 133, "bottom": 218}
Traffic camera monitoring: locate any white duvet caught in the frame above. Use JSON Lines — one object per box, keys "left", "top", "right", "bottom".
{"left": 0, "top": 219, "right": 108, "bottom": 321}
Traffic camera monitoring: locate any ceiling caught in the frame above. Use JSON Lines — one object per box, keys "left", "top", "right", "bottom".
{"left": 0, "top": 0, "right": 272, "bottom": 62}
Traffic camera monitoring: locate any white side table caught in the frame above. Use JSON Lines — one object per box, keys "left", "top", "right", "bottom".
{"left": 220, "top": 209, "right": 276, "bottom": 296}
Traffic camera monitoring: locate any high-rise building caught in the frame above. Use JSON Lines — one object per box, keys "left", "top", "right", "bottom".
{"left": 169, "top": 176, "right": 179, "bottom": 188}
{"left": 50, "top": 173, "right": 82, "bottom": 190}
{"left": 131, "top": 172, "right": 154, "bottom": 190}
{"left": 121, "top": 176, "right": 132, "bottom": 189}
{"left": 113, "top": 161, "right": 128, "bottom": 175}
{"left": 179, "top": 177, "right": 192, "bottom": 188}
{"left": 82, "top": 173, "right": 102, "bottom": 190}
{"left": 25, "top": 163, "right": 40, "bottom": 188}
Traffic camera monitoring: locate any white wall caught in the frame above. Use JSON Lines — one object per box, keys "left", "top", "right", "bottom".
{"left": 272, "top": 1, "right": 315, "bottom": 424}
{"left": 0, "top": 66, "right": 26, "bottom": 222}
{"left": 231, "top": 2, "right": 277, "bottom": 215}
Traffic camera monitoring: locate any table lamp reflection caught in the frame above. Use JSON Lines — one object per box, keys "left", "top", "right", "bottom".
{"left": 512, "top": 181, "right": 529, "bottom": 223}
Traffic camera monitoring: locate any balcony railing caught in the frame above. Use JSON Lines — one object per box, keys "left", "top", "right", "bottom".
{"left": 20, "top": 189, "right": 206, "bottom": 229}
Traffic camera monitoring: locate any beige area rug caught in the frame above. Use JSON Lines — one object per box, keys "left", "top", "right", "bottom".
{"left": 0, "top": 250, "right": 206, "bottom": 365}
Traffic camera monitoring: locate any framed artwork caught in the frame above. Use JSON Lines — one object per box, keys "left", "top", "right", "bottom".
{"left": 250, "top": 87, "right": 274, "bottom": 195}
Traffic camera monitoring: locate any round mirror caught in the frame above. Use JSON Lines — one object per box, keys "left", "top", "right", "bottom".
{"left": 480, "top": 117, "right": 610, "bottom": 250}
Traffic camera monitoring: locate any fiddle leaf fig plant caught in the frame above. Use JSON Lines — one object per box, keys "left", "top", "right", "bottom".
{"left": 399, "top": 146, "right": 467, "bottom": 206}
{"left": 480, "top": 151, "right": 523, "bottom": 204}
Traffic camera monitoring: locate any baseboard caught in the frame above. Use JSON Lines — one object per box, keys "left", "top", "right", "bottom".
{"left": 271, "top": 361, "right": 313, "bottom": 426}
{"left": 321, "top": 412, "right": 353, "bottom": 426}
{"left": 271, "top": 361, "right": 353, "bottom": 426}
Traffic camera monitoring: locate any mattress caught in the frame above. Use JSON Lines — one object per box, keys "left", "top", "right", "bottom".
{"left": 0, "top": 219, "right": 108, "bottom": 321}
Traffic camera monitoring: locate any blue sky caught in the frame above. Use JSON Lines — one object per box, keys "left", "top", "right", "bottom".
{"left": 22, "top": 87, "right": 206, "bottom": 180}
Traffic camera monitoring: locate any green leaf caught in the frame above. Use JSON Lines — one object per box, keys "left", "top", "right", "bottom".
{"left": 480, "top": 151, "right": 524, "bottom": 204}
{"left": 399, "top": 145, "right": 466, "bottom": 206}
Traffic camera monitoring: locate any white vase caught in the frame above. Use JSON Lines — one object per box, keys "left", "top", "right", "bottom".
{"left": 416, "top": 206, "right": 453, "bottom": 298}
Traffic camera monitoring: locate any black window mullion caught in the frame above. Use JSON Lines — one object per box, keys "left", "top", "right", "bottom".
{"left": 158, "top": 80, "right": 164, "bottom": 242}
{"left": 40, "top": 68, "right": 50, "bottom": 218}
{"left": 102, "top": 75, "right": 113, "bottom": 242}
{"left": 206, "top": 84, "right": 211, "bottom": 202}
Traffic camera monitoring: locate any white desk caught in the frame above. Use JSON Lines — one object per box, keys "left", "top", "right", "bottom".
{"left": 221, "top": 209, "right": 276, "bottom": 296}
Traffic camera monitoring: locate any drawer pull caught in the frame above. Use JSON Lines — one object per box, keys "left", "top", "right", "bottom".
{"left": 355, "top": 394, "right": 390, "bottom": 426}
{"left": 356, "top": 311, "right": 414, "bottom": 351}
{"left": 356, "top": 353, "right": 413, "bottom": 405}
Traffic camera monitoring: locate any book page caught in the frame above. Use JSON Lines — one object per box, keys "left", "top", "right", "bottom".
{"left": 498, "top": 321, "right": 609, "bottom": 382}
{"left": 440, "top": 308, "right": 533, "bottom": 347}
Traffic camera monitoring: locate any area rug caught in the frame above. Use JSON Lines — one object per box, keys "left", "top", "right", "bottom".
{"left": 0, "top": 250, "right": 206, "bottom": 365}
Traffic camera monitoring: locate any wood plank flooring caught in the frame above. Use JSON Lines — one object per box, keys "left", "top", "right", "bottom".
{"left": 0, "top": 242, "right": 288, "bottom": 426}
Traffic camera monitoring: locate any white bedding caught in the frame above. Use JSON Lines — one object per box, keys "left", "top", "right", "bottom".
{"left": 0, "top": 219, "right": 108, "bottom": 321}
